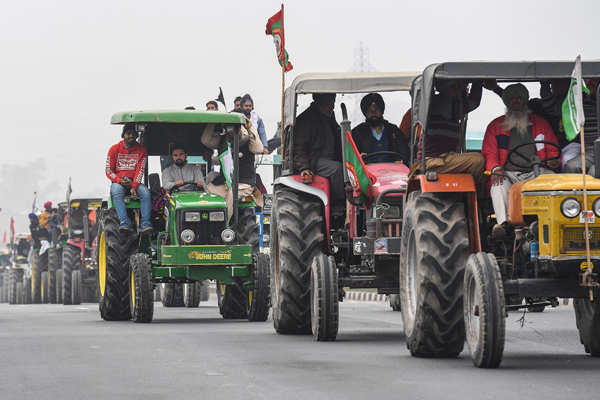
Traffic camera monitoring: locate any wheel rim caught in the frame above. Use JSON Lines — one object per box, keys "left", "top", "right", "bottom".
{"left": 249, "top": 290, "right": 253, "bottom": 307}
{"left": 130, "top": 269, "right": 135, "bottom": 307}
{"left": 406, "top": 230, "right": 418, "bottom": 322}
{"left": 465, "top": 273, "right": 480, "bottom": 346}
{"left": 98, "top": 232, "right": 107, "bottom": 297}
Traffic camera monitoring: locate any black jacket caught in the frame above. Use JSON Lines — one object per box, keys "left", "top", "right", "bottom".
{"left": 292, "top": 102, "right": 341, "bottom": 172}
{"left": 351, "top": 120, "right": 409, "bottom": 163}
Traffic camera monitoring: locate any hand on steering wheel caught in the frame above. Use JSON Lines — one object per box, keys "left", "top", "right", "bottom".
{"left": 505, "top": 140, "right": 561, "bottom": 171}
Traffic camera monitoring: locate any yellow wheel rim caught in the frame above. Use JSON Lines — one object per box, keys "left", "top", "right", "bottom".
{"left": 249, "top": 290, "right": 253, "bottom": 306}
{"left": 130, "top": 269, "right": 135, "bottom": 307}
{"left": 98, "top": 232, "right": 107, "bottom": 296}
{"left": 41, "top": 281, "right": 44, "bottom": 301}
{"left": 220, "top": 284, "right": 226, "bottom": 294}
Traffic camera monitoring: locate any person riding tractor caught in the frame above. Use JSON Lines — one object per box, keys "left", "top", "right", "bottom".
{"left": 97, "top": 109, "right": 270, "bottom": 323}
{"left": 271, "top": 72, "right": 417, "bottom": 341}
{"left": 400, "top": 61, "right": 600, "bottom": 369}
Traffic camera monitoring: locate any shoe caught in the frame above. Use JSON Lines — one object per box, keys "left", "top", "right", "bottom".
{"left": 119, "top": 224, "right": 134, "bottom": 234}
{"left": 491, "top": 223, "right": 506, "bottom": 239}
{"left": 139, "top": 224, "right": 153, "bottom": 235}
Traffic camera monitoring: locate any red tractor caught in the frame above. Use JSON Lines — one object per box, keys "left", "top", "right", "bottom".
{"left": 270, "top": 72, "right": 417, "bottom": 340}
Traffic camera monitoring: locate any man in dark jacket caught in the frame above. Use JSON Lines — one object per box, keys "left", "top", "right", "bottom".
{"left": 351, "top": 93, "right": 409, "bottom": 164}
{"left": 292, "top": 93, "right": 345, "bottom": 205}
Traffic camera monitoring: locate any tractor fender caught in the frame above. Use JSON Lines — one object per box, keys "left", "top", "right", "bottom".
{"left": 406, "top": 173, "right": 481, "bottom": 253}
{"left": 274, "top": 175, "right": 331, "bottom": 250}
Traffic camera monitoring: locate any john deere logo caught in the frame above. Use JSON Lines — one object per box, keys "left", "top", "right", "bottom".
{"left": 188, "top": 251, "right": 203, "bottom": 260}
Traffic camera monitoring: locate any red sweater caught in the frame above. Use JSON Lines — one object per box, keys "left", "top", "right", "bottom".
{"left": 105, "top": 141, "right": 147, "bottom": 189}
{"left": 481, "top": 114, "right": 559, "bottom": 172}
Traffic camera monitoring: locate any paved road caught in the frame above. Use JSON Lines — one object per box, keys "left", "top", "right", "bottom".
{"left": 1, "top": 297, "right": 599, "bottom": 400}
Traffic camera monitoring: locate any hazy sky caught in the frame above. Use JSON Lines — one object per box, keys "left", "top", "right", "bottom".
{"left": 1, "top": 0, "right": 598, "bottom": 234}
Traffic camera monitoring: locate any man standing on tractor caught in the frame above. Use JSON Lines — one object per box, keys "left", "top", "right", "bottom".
{"left": 293, "top": 93, "right": 345, "bottom": 208}
{"left": 482, "top": 83, "right": 560, "bottom": 237}
{"left": 351, "top": 93, "right": 409, "bottom": 164}
{"left": 105, "top": 123, "right": 152, "bottom": 234}
{"left": 162, "top": 146, "right": 205, "bottom": 191}
{"left": 38, "top": 201, "right": 53, "bottom": 229}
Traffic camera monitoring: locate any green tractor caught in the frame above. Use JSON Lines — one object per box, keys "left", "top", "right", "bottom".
{"left": 97, "top": 110, "right": 270, "bottom": 323}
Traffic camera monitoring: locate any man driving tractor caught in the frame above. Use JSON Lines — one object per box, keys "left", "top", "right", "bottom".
{"left": 482, "top": 83, "right": 560, "bottom": 237}
{"left": 162, "top": 145, "right": 205, "bottom": 192}
{"left": 105, "top": 123, "right": 152, "bottom": 234}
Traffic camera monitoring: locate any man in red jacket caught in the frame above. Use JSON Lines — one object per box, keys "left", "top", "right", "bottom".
{"left": 105, "top": 123, "right": 152, "bottom": 233}
{"left": 482, "top": 83, "right": 560, "bottom": 237}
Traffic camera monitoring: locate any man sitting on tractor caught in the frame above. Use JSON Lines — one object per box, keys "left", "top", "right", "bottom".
{"left": 293, "top": 93, "right": 345, "bottom": 208}
{"left": 482, "top": 83, "right": 560, "bottom": 237}
{"left": 162, "top": 145, "right": 205, "bottom": 192}
{"left": 351, "top": 93, "right": 409, "bottom": 164}
{"left": 105, "top": 123, "right": 152, "bottom": 234}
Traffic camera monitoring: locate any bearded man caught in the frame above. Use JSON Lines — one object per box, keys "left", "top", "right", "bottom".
{"left": 351, "top": 93, "right": 409, "bottom": 164}
{"left": 482, "top": 83, "right": 560, "bottom": 237}
{"left": 162, "top": 146, "right": 205, "bottom": 192}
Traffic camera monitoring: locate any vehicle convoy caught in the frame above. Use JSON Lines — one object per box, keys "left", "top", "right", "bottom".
{"left": 270, "top": 72, "right": 417, "bottom": 340}
{"left": 97, "top": 109, "right": 270, "bottom": 323}
{"left": 56, "top": 198, "right": 101, "bottom": 305}
{"left": 0, "top": 249, "right": 11, "bottom": 302}
{"left": 45, "top": 201, "right": 67, "bottom": 304}
{"left": 5, "top": 234, "right": 32, "bottom": 304}
{"left": 400, "top": 61, "right": 600, "bottom": 368}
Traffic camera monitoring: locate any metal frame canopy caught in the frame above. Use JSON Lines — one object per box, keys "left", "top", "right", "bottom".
{"left": 110, "top": 110, "right": 245, "bottom": 157}
{"left": 285, "top": 72, "right": 419, "bottom": 126}
{"left": 413, "top": 61, "right": 600, "bottom": 137}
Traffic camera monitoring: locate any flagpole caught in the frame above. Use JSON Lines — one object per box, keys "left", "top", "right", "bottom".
{"left": 280, "top": 62, "right": 285, "bottom": 160}
{"left": 580, "top": 127, "right": 594, "bottom": 301}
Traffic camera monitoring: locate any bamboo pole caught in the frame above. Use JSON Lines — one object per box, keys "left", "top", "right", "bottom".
{"left": 280, "top": 62, "right": 285, "bottom": 161}
{"left": 580, "top": 127, "right": 594, "bottom": 301}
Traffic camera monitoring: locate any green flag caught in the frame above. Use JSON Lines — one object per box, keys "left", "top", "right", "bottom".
{"left": 219, "top": 143, "right": 233, "bottom": 188}
{"left": 345, "top": 130, "right": 375, "bottom": 202}
{"left": 562, "top": 55, "right": 590, "bottom": 141}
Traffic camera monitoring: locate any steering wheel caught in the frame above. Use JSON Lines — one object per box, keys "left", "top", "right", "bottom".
{"left": 505, "top": 140, "right": 561, "bottom": 170}
{"left": 361, "top": 151, "right": 404, "bottom": 164}
{"left": 171, "top": 182, "right": 201, "bottom": 193}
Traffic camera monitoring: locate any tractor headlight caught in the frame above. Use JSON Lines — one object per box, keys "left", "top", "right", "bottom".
{"left": 185, "top": 212, "right": 201, "bottom": 222}
{"left": 209, "top": 211, "right": 225, "bottom": 222}
{"left": 593, "top": 198, "right": 600, "bottom": 217}
{"left": 180, "top": 229, "right": 195, "bottom": 244}
{"left": 561, "top": 198, "right": 581, "bottom": 218}
{"left": 221, "top": 228, "right": 235, "bottom": 243}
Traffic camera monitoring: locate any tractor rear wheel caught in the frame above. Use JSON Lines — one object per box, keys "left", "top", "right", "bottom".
{"left": 574, "top": 297, "right": 600, "bottom": 356}
{"left": 98, "top": 209, "right": 136, "bottom": 320}
{"left": 129, "top": 253, "right": 154, "bottom": 323}
{"left": 41, "top": 271, "right": 49, "bottom": 303}
{"left": 31, "top": 252, "right": 42, "bottom": 304}
{"left": 71, "top": 270, "right": 82, "bottom": 305}
{"left": 219, "top": 281, "right": 248, "bottom": 319}
{"left": 55, "top": 269, "right": 63, "bottom": 304}
{"left": 48, "top": 248, "right": 59, "bottom": 303}
{"left": 464, "top": 252, "right": 505, "bottom": 368}
{"left": 184, "top": 282, "right": 201, "bottom": 308}
{"left": 271, "top": 187, "right": 325, "bottom": 334}
{"left": 310, "top": 252, "right": 338, "bottom": 341}
{"left": 161, "top": 283, "right": 185, "bottom": 307}
{"left": 62, "top": 245, "right": 80, "bottom": 305}
{"left": 248, "top": 253, "right": 270, "bottom": 322}
{"left": 400, "top": 191, "right": 469, "bottom": 358}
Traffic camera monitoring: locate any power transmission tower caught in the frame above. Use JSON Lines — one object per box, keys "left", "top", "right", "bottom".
{"left": 346, "top": 42, "right": 377, "bottom": 124}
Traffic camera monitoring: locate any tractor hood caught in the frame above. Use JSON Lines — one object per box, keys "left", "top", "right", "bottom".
{"left": 367, "top": 163, "right": 409, "bottom": 198}
{"left": 522, "top": 174, "right": 600, "bottom": 193}
{"left": 170, "top": 192, "right": 226, "bottom": 210}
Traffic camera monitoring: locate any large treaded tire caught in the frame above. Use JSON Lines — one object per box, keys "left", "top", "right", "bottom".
{"left": 161, "top": 283, "right": 185, "bottom": 307}
{"left": 23, "top": 277, "right": 32, "bottom": 304}
{"left": 62, "top": 245, "right": 80, "bottom": 305}
{"left": 129, "top": 253, "right": 154, "bottom": 323}
{"left": 71, "top": 269, "right": 82, "bottom": 305}
{"left": 220, "top": 281, "right": 248, "bottom": 319}
{"left": 464, "top": 252, "right": 505, "bottom": 368}
{"left": 271, "top": 187, "right": 325, "bottom": 334}
{"left": 310, "top": 253, "right": 339, "bottom": 341}
{"left": 184, "top": 282, "right": 201, "bottom": 308}
{"left": 48, "top": 248, "right": 59, "bottom": 303}
{"left": 199, "top": 280, "right": 210, "bottom": 302}
{"left": 16, "top": 281, "right": 24, "bottom": 304}
{"left": 55, "top": 269, "right": 63, "bottom": 304}
{"left": 31, "top": 252, "right": 42, "bottom": 304}
{"left": 98, "top": 209, "right": 136, "bottom": 320}
{"left": 41, "top": 271, "right": 49, "bottom": 303}
{"left": 248, "top": 253, "right": 270, "bottom": 322}
{"left": 400, "top": 191, "right": 469, "bottom": 358}
{"left": 574, "top": 297, "right": 600, "bottom": 356}
{"left": 8, "top": 269, "right": 18, "bottom": 305}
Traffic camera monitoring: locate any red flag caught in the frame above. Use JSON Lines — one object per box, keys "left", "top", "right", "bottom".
{"left": 2, "top": 232, "right": 6, "bottom": 244}
{"left": 10, "top": 216, "right": 15, "bottom": 243}
{"left": 265, "top": 4, "right": 293, "bottom": 72}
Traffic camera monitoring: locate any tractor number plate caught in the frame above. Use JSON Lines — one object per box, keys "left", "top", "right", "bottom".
{"left": 580, "top": 211, "right": 595, "bottom": 224}
{"left": 580, "top": 261, "right": 594, "bottom": 271}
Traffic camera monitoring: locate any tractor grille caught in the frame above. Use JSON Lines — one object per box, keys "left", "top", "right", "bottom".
{"left": 562, "top": 227, "right": 600, "bottom": 252}
{"left": 176, "top": 209, "right": 226, "bottom": 245}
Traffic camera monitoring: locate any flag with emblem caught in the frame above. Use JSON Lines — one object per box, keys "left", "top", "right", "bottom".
{"left": 562, "top": 55, "right": 590, "bottom": 141}
{"left": 265, "top": 5, "right": 293, "bottom": 72}
{"left": 345, "top": 131, "right": 375, "bottom": 202}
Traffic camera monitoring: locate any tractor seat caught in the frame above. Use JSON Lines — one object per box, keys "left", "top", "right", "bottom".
{"left": 507, "top": 180, "right": 527, "bottom": 226}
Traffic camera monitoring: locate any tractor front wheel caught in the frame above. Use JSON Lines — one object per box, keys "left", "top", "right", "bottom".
{"left": 161, "top": 283, "right": 185, "bottom": 307}
{"left": 184, "top": 282, "right": 201, "bottom": 308}
{"left": 129, "top": 253, "right": 154, "bottom": 323}
{"left": 248, "top": 253, "right": 270, "bottom": 322}
{"left": 41, "top": 271, "right": 49, "bottom": 303}
{"left": 62, "top": 245, "right": 80, "bottom": 305}
{"left": 574, "top": 297, "right": 600, "bottom": 356}
{"left": 218, "top": 281, "right": 248, "bottom": 319}
{"left": 310, "top": 253, "right": 338, "bottom": 341}
{"left": 31, "top": 252, "right": 42, "bottom": 304}
{"left": 400, "top": 191, "right": 469, "bottom": 358}
{"left": 55, "top": 269, "right": 63, "bottom": 304}
{"left": 71, "top": 270, "right": 82, "bottom": 305}
{"left": 464, "top": 252, "right": 505, "bottom": 368}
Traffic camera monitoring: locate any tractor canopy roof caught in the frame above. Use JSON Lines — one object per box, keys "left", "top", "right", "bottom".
{"left": 285, "top": 72, "right": 419, "bottom": 126}
{"left": 413, "top": 60, "right": 600, "bottom": 135}
{"left": 69, "top": 198, "right": 102, "bottom": 209}
{"left": 111, "top": 109, "right": 245, "bottom": 156}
